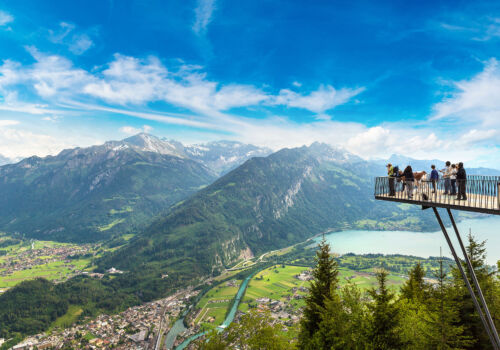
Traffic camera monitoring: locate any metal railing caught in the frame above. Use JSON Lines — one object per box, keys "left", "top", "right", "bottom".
{"left": 374, "top": 175, "right": 500, "bottom": 211}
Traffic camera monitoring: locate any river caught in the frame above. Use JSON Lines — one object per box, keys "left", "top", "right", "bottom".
{"left": 317, "top": 216, "right": 500, "bottom": 265}
{"left": 163, "top": 317, "right": 187, "bottom": 349}
{"left": 169, "top": 272, "right": 256, "bottom": 350}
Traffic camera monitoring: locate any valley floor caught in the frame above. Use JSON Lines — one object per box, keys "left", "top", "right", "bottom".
{"left": 2, "top": 236, "right": 455, "bottom": 350}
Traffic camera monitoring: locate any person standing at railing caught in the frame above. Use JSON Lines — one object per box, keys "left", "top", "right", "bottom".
{"left": 430, "top": 165, "right": 439, "bottom": 193}
{"left": 402, "top": 165, "right": 414, "bottom": 198}
{"left": 450, "top": 164, "right": 457, "bottom": 196}
{"left": 456, "top": 162, "right": 467, "bottom": 201}
{"left": 387, "top": 163, "right": 396, "bottom": 196}
{"left": 439, "top": 161, "right": 452, "bottom": 195}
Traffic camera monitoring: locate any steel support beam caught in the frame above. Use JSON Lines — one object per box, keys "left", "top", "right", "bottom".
{"left": 432, "top": 207, "right": 500, "bottom": 350}
{"left": 447, "top": 208, "right": 500, "bottom": 348}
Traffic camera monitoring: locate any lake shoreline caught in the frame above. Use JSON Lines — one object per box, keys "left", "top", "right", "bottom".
{"left": 315, "top": 216, "right": 500, "bottom": 265}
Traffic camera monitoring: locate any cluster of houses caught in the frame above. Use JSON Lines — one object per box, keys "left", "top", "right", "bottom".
{"left": 0, "top": 243, "right": 94, "bottom": 284}
{"left": 9, "top": 289, "right": 199, "bottom": 350}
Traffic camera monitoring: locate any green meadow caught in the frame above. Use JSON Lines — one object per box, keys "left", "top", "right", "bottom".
{"left": 239, "top": 265, "right": 309, "bottom": 312}
{"left": 50, "top": 305, "right": 84, "bottom": 330}
{"left": 194, "top": 279, "right": 242, "bottom": 329}
{"left": 0, "top": 236, "right": 95, "bottom": 290}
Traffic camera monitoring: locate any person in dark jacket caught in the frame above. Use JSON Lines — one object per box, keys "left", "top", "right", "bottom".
{"left": 430, "top": 165, "right": 439, "bottom": 193}
{"left": 402, "top": 165, "right": 414, "bottom": 198}
{"left": 456, "top": 162, "right": 467, "bottom": 200}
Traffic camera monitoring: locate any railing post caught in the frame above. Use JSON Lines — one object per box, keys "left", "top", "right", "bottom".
{"left": 497, "top": 180, "right": 500, "bottom": 210}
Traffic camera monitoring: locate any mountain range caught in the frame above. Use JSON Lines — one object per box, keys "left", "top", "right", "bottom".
{"left": 0, "top": 134, "right": 270, "bottom": 242}
{"left": 97, "top": 142, "right": 434, "bottom": 284}
{"left": 118, "top": 133, "right": 272, "bottom": 174}
{"left": 2, "top": 134, "right": 497, "bottom": 245}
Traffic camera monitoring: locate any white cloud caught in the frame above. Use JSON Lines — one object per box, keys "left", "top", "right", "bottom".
{"left": 119, "top": 125, "right": 153, "bottom": 135}
{"left": 1, "top": 50, "right": 362, "bottom": 118}
{"left": 42, "top": 115, "right": 62, "bottom": 122}
{"left": 193, "top": 0, "right": 216, "bottom": 34}
{"left": 0, "top": 119, "right": 19, "bottom": 127}
{"left": 0, "top": 60, "right": 23, "bottom": 88}
{"left": 272, "top": 85, "right": 365, "bottom": 114}
{"left": 0, "top": 126, "right": 81, "bottom": 159}
{"left": 432, "top": 58, "right": 500, "bottom": 127}
{"left": 69, "top": 34, "right": 94, "bottom": 55}
{"left": 83, "top": 54, "right": 167, "bottom": 104}
{"left": 48, "top": 22, "right": 94, "bottom": 55}
{"left": 48, "top": 22, "right": 75, "bottom": 43}
{"left": 5, "top": 47, "right": 94, "bottom": 98}
{"left": 0, "top": 91, "right": 57, "bottom": 115}
{"left": 0, "top": 10, "right": 13, "bottom": 26}
{"left": 84, "top": 54, "right": 356, "bottom": 115}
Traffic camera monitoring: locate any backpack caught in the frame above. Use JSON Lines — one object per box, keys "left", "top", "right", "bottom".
{"left": 392, "top": 165, "right": 399, "bottom": 177}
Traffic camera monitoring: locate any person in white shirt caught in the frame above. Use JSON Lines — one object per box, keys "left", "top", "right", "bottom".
{"left": 439, "top": 161, "right": 452, "bottom": 195}
{"left": 450, "top": 164, "right": 457, "bottom": 195}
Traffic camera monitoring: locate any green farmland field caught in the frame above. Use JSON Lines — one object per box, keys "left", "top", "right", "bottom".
{"left": 194, "top": 279, "right": 242, "bottom": 329}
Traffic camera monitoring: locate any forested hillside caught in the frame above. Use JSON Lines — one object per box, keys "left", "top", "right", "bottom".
{"left": 98, "top": 143, "right": 435, "bottom": 281}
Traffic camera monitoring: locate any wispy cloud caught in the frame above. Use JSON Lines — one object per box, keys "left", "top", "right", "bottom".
{"left": 432, "top": 58, "right": 500, "bottom": 129}
{"left": 0, "top": 10, "right": 13, "bottom": 26}
{"left": 68, "top": 34, "right": 94, "bottom": 54}
{"left": 0, "top": 124, "right": 98, "bottom": 159}
{"left": 437, "top": 17, "right": 500, "bottom": 42}
{"left": 192, "top": 0, "right": 216, "bottom": 35}
{"left": 272, "top": 85, "right": 365, "bottom": 114}
{"left": 48, "top": 22, "right": 95, "bottom": 55}
{"left": 0, "top": 119, "right": 19, "bottom": 127}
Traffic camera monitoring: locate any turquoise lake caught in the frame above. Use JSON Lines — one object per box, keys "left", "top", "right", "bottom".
{"left": 318, "top": 216, "right": 500, "bottom": 265}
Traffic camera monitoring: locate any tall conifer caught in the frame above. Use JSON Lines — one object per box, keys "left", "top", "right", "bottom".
{"left": 368, "top": 269, "right": 401, "bottom": 349}
{"left": 426, "top": 256, "right": 473, "bottom": 350}
{"left": 451, "top": 233, "right": 496, "bottom": 348}
{"left": 298, "top": 237, "right": 339, "bottom": 349}
{"left": 400, "top": 262, "right": 428, "bottom": 302}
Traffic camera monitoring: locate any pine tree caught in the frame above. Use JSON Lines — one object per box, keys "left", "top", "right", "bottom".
{"left": 398, "top": 262, "right": 433, "bottom": 349}
{"left": 367, "top": 269, "right": 401, "bottom": 350}
{"left": 316, "top": 282, "right": 369, "bottom": 349}
{"left": 398, "top": 298, "right": 431, "bottom": 350}
{"left": 450, "top": 233, "right": 496, "bottom": 348}
{"left": 400, "top": 262, "right": 428, "bottom": 302}
{"left": 425, "top": 256, "right": 473, "bottom": 350}
{"left": 298, "top": 237, "right": 339, "bottom": 349}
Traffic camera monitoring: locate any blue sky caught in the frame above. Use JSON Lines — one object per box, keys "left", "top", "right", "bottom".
{"left": 0, "top": 0, "right": 500, "bottom": 166}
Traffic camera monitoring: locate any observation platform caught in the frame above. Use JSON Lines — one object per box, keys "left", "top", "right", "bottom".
{"left": 374, "top": 175, "right": 500, "bottom": 215}
{"left": 374, "top": 174, "right": 500, "bottom": 348}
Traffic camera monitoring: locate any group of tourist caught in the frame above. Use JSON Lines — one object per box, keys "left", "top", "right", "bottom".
{"left": 386, "top": 161, "right": 467, "bottom": 201}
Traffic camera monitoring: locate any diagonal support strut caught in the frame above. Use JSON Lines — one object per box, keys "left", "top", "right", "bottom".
{"left": 432, "top": 207, "right": 500, "bottom": 350}
{"left": 446, "top": 208, "right": 500, "bottom": 348}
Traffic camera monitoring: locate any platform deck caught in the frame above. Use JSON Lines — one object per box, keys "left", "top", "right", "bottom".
{"left": 374, "top": 176, "right": 500, "bottom": 215}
